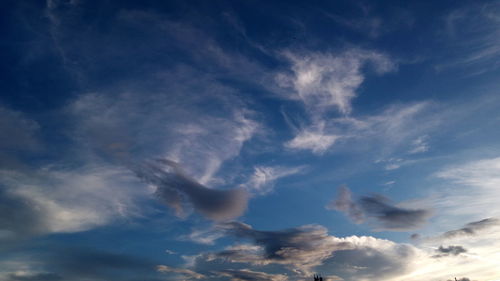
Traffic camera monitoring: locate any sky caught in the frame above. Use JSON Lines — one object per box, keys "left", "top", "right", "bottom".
{"left": 1, "top": 0, "right": 500, "bottom": 280}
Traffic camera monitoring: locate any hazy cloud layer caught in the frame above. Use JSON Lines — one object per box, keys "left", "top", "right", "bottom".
{"left": 136, "top": 159, "right": 248, "bottom": 221}
{"left": 0, "top": 165, "right": 147, "bottom": 242}
{"left": 216, "top": 269, "right": 288, "bottom": 281}
{"left": 157, "top": 265, "right": 205, "bottom": 279}
{"left": 328, "top": 186, "right": 431, "bottom": 231}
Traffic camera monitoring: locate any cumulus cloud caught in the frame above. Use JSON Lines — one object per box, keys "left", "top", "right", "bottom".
{"left": 328, "top": 186, "right": 431, "bottom": 231}
{"left": 215, "top": 269, "right": 288, "bottom": 281}
{"left": 135, "top": 159, "right": 248, "bottom": 221}
{"left": 204, "top": 222, "right": 418, "bottom": 278}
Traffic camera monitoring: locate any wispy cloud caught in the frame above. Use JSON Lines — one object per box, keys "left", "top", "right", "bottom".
{"left": 438, "top": 2, "right": 500, "bottom": 75}
{"left": 277, "top": 49, "right": 397, "bottom": 154}
{"left": 215, "top": 269, "right": 288, "bottom": 281}
{"left": 0, "top": 164, "right": 147, "bottom": 243}
{"left": 157, "top": 265, "right": 205, "bottom": 279}
{"left": 243, "top": 165, "right": 305, "bottom": 195}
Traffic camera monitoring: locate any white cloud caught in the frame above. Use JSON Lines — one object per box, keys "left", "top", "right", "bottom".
{"left": 285, "top": 129, "right": 340, "bottom": 155}
{"left": 68, "top": 70, "right": 259, "bottom": 186}
{"left": 409, "top": 135, "right": 429, "bottom": 154}
{"left": 277, "top": 49, "right": 395, "bottom": 115}
{"left": 0, "top": 164, "right": 148, "bottom": 238}
{"left": 277, "top": 49, "right": 397, "bottom": 154}
{"left": 157, "top": 265, "right": 205, "bottom": 279}
{"left": 434, "top": 157, "right": 500, "bottom": 220}
{"left": 244, "top": 165, "right": 305, "bottom": 194}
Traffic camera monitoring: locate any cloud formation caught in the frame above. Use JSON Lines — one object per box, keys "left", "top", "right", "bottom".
{"left": 244, "top": 165, "right": 304, "bottom": 195}
{"left": 136, "top": 159, "right": 248, "bottom": 221}
{"left": 438, "top": 218, "right": 500, "bottom": 240}
{"left": 0, "top": 165, "right": 147, "bottom": 243}
{"left": 216, "top": 269, "right": 288, "bottom": 281}
{"left": 157, "top": 265, "right": 205, "bottom": 279}
{"left": 433, "top": 245, "right": 467, "bottom": 258}
{"left": 200, "top": 221, "right": 419, "bottom": 278}
{"left": 328, "top": 186, "right": 431, "bottom": 231}
{"left": 277, "top": 50, "right": 395, "bottom": 115}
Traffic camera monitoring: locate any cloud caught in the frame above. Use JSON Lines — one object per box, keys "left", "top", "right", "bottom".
{"left": 244, "top": 165, "right": 304, "bottom": 195}
{"left": 68, "top": 75, "right": 259, "bottom": 186}
{"left": 432, "top": 245, "right": 467, "bottom": 258}
{"left": 326, "top": 186, "right": 364, "bottom": 223}
{"left": 408, "top": 135, "right": 429, "bottom": 154}
{"left": 435, "top": 157, "right": 500, "bottom": 220}
{"left": 436, "top": 218, "right": 500, "bottom": 240}
{"left": 328, "top": 186, "right": 431, "bottom": 231}
{"left": 285, "top": 128, "right": 340, "bottom": 155}
{"left": 157, "top": 265, "right": 205, "bottom": 279}
{"left": 284, "top": 100, "right": 435, "bottom": 155}
{"left": 182, "top": 227, "right": 226, "bottom": 245}
{"left": 7, "top": 272, "right": 63, "bottom": 281}
{"left": 1, "top": 247, "right": 163, "bottom": 281}
{"left": 439, "top": 2, "right": 500, "bottom": 75}
{"left": 215, "top": 269, "right": 288, "bottom": 281}
{"left": 277, "top": 49, "right": 399, "bottom": 154}
{"left": 212, "top": 222, "right": 347, "bottom": 275}
{"left": 135, "top": 159, "right": 248, "bottom": 221}
{"left": 0, "top": 164, "right": 148, "bottom": 242}
{"left": 189, "top": 222, "right": 422, "bottom": 280}
{"left": 277, "top": 49, "right": 395, "bottom": 115}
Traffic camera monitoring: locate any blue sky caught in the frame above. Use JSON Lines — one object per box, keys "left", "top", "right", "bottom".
{"left": 2, "top": 0, "right": 500, "bottom": 280}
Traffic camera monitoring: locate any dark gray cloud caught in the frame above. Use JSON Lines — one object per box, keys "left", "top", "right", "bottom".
{"left": 216, "top": 222, "right": 347, "bottom": 271}
{"left": 135, "top": 159, "right": 248, "bottom": 221}
{"left": 442, "top": 218, "right": 500, "bottom": 239}
{"left": 215, "top": 269, "right": 287, "bottom": 281}
{"left": 433, "top": 245, "right": 467, "bottom": 258}
{"left": 202, "top": 222, "right": 418, "bottom": 278}
{"left": 328, "top": 186, "right": 431, "bottom": 231}
{"left": 326, "top": 186, "right": 363, "bottom": 223}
